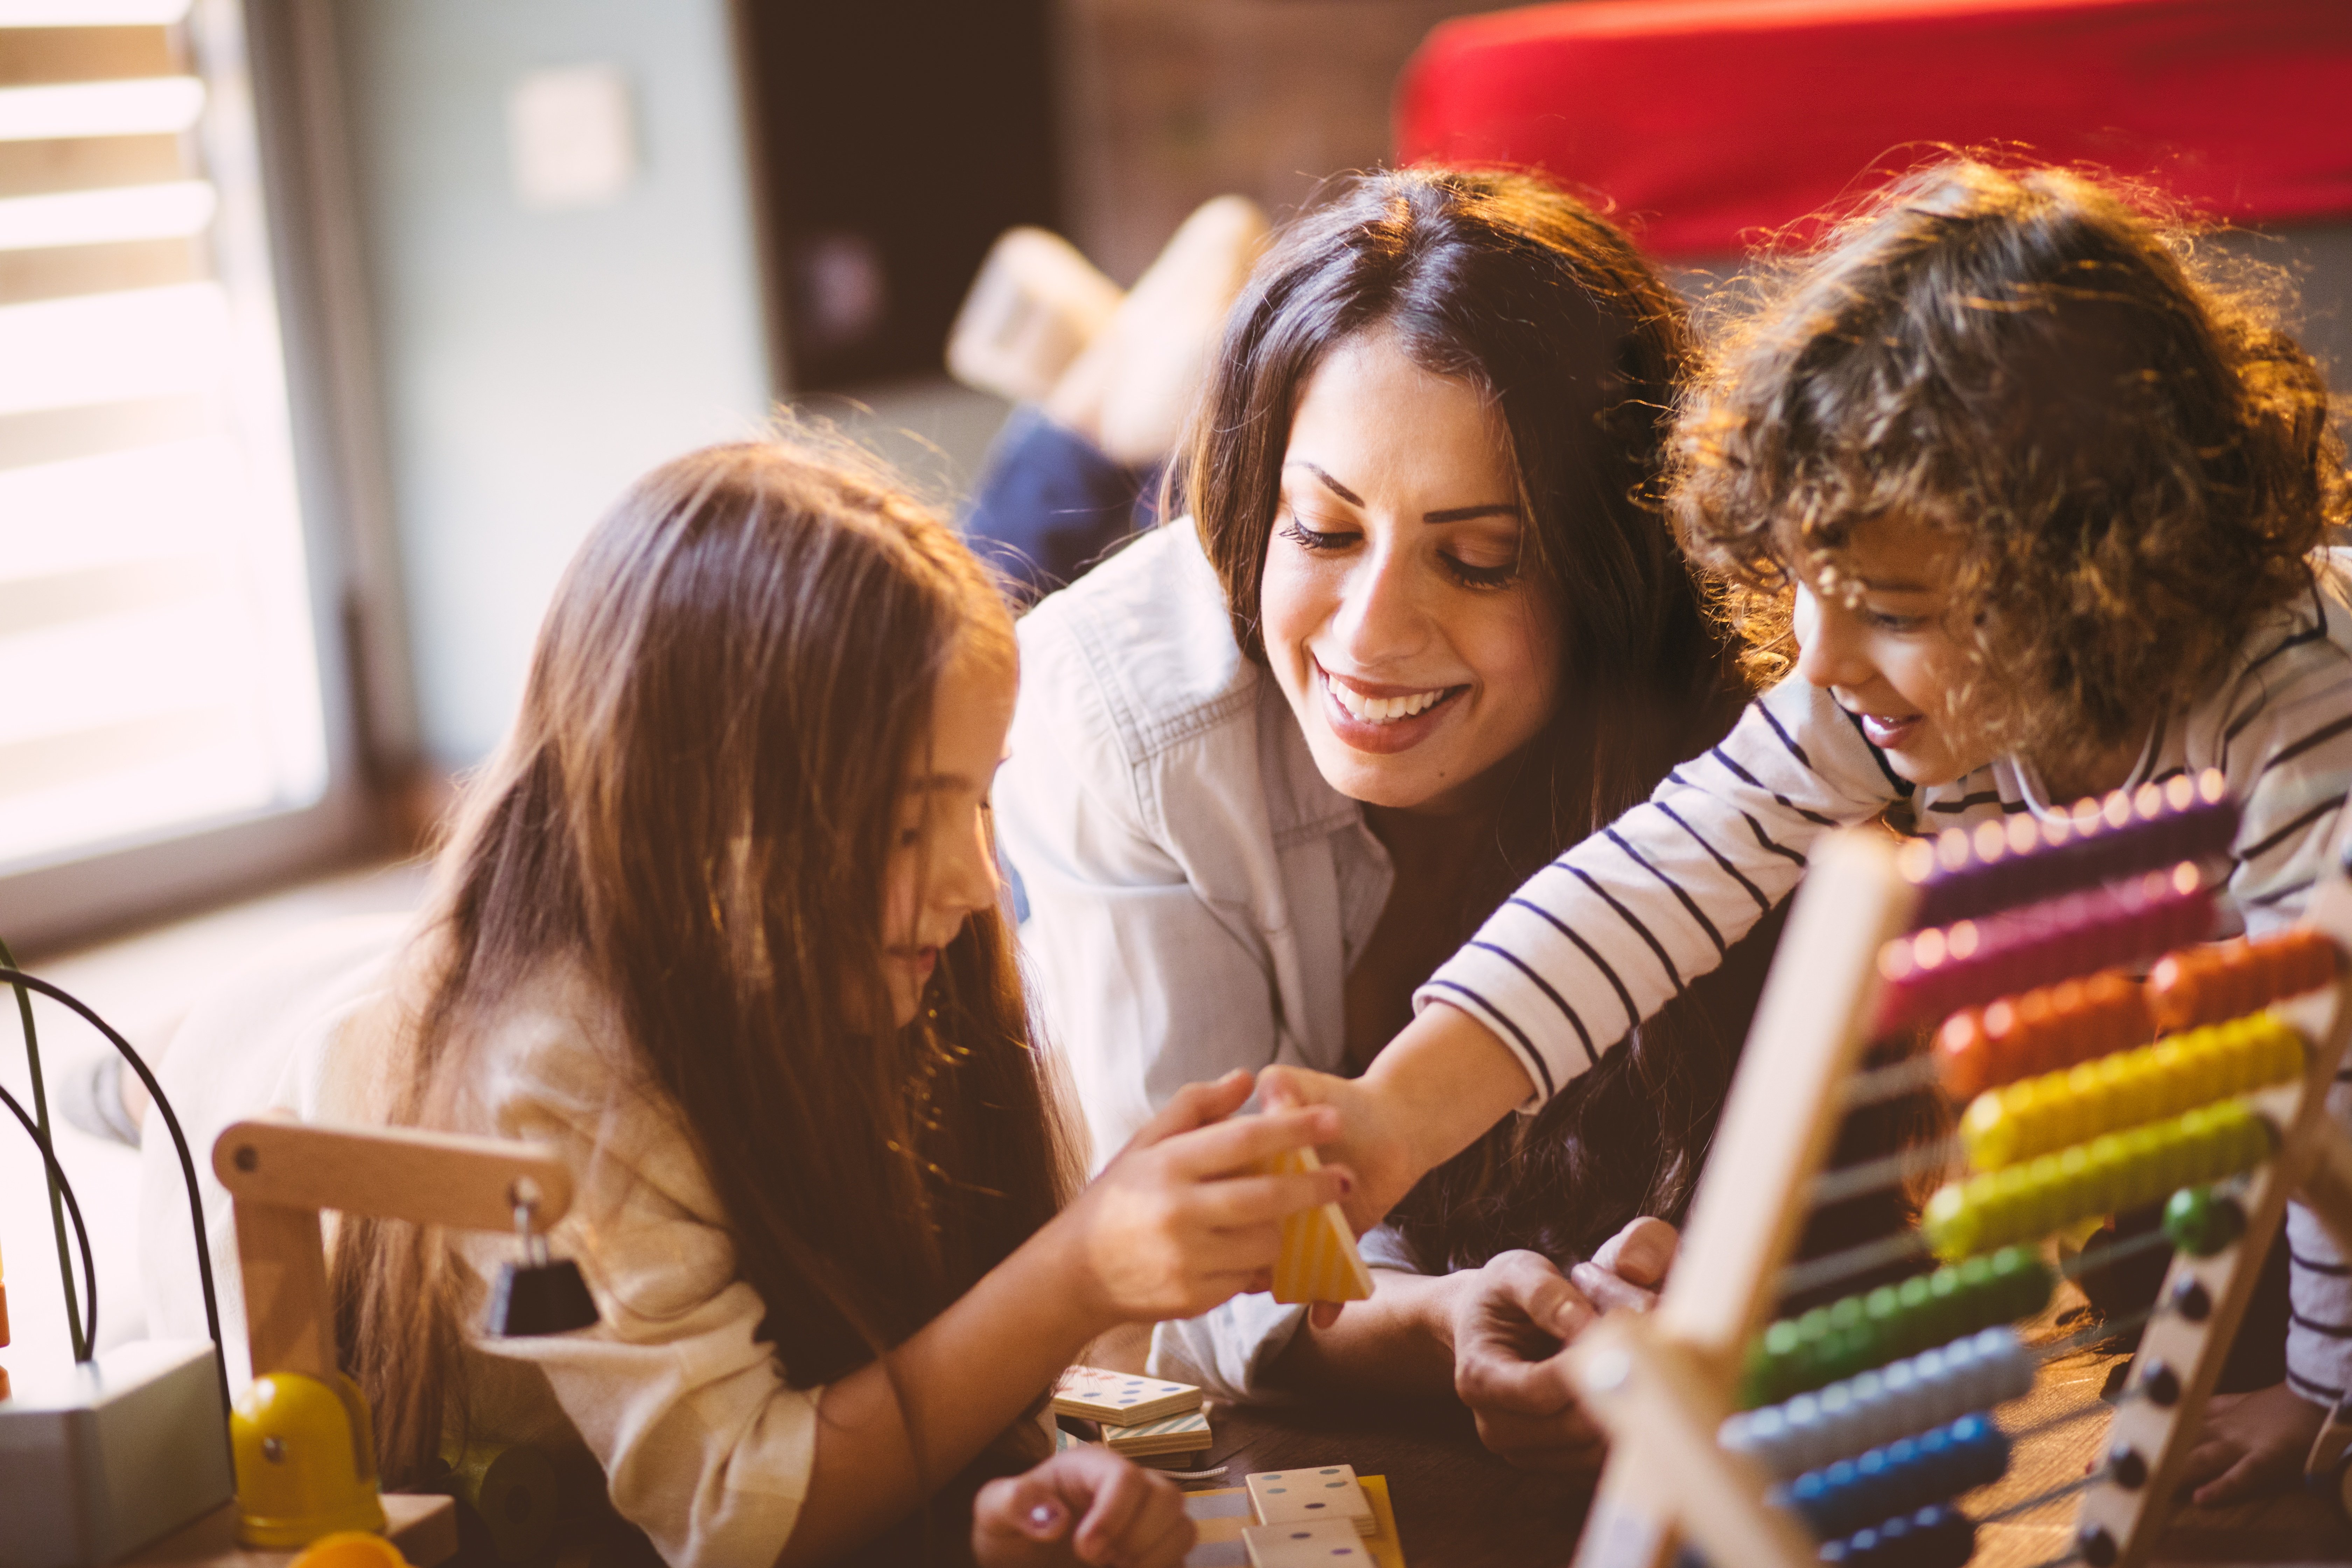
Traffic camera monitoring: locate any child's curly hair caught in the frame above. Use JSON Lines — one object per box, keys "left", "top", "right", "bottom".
{"left": 1673, "top": 158, "right": 2348, "bottom": 779}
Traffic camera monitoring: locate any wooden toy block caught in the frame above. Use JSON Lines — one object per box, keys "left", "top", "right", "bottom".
{"left": 1052, "top": 1366, "right": 1200, "bottom": 1424}
{"left": 1102, "top": 1407, "right": 1211, "bottom": 1457}
{"left": 1259, "top": 1147, "right": 1373, "bottom": 1304}
{"left": 1247, "top": 1465, "right": 1374, "bottom": 1536}
{"left": 1185, "top": 1474, "right": 1406, "bottom": 1568}
{"left": 1243, "top": 1518, "right": 1372, "bottom": 1566}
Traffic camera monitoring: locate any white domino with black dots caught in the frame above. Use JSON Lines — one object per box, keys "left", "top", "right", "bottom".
{"left": 1245, "top": 1466, "right": 1374, "bottom": 1537}
{"left": 1241, "top": 1517, "right": 1373, "bottom": 1567}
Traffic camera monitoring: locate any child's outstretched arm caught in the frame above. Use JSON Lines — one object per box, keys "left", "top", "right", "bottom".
{"left": 781, "top": 1072, "right": 1347, "bottom": 1565}
{"left": 1269, "top": 679, "right": 1905, "bottom": 1230}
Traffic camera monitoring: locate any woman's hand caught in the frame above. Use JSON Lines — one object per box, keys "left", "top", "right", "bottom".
{"left": 972, "top": 1447, "right": 1196, "bottom": 1568}
{"left": 1447, "top": 1220, "right": 1680, "bottom": 1474}
{"left": 2178, "top": 1382, "right": 2328, "bottom": 1506}
{"left": 1053, "top": 1070, "right": 1352, "bottom": 1325}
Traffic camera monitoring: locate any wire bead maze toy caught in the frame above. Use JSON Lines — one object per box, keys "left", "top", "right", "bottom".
{"left": 1563, "top": 772, "right": 2352, "bottom": 1568}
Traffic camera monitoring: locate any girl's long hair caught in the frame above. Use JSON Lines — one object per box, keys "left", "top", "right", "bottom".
{"left": 333, "top": 441, "right": 1072, "bottom": 1490}
{"left": 1185, "top": 166, "right": 1762, "bottom": 1269}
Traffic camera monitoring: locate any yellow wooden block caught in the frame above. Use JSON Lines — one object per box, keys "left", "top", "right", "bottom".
{"left": 1261, "top": 1147, "right": 1372, "bottom": 1304}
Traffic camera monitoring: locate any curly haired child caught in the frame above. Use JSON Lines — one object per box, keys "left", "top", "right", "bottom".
{"left": 1264, "top": 159, "right": 2352, "bottom": 1498}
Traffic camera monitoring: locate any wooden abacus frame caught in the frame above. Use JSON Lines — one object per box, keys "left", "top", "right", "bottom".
{"left": 1564, "top": 804, "right": 2352, "bottom": 1568}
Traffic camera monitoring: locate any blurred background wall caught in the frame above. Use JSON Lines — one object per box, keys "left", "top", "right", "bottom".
{"left": 334, "top": 0, "right": 772, "bottom": 770}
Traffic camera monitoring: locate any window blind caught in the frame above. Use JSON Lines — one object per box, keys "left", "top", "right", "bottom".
{"left": 0, "top": 1, "right": 331, "bottom": 876}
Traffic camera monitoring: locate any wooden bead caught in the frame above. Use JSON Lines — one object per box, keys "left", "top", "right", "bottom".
{"left": 2148, "top": 929, "right": 2343, "bottom": 1034}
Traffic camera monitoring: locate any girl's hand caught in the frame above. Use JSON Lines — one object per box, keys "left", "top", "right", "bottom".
{"left": 1058, "top": 1070, "right": 1352, "bottom": 1324}
{"left": 2178, "top": 1382, "right": 2328, "bottom": 1506}
{"left": 1568, "top": 1217, "right": 1678, "bottom": 1313}
{"left": 972, "top": 1447, "right": 1195, "bottom": 1568}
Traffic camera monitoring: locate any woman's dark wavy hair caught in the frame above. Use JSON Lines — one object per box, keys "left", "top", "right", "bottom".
{"left": 1181, "top": 166, "right": 1762, "bottom": 1269}
{"left": 1674, "top": 159, "right": 2349, "bottom": 777}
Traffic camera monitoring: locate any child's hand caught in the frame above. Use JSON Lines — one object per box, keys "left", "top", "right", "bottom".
{"left": 1255, "top": 1064, "right": 1422, "bottom": 1237}
{"left": 972, "top": 1446, "right": 1195, "bottom": 1568}
{"left": 1447, "top": 1250, "right": 1608, "bottom": 1473}
{"left": 1568, "top": 1217, "right": 1678, "bottom": 1312}
{"left": 1059, "top": 1070, "right": 1352, "bottom": 1324}
{"left": 2178, "top": 1381, "right": 2328, "bottom": 1506}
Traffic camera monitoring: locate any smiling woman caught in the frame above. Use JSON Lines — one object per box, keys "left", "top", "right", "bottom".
{"left": 992, "top": 167, "right": 1776, "bottom": 1436}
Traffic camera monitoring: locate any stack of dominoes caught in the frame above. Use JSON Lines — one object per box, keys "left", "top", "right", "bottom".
{"left": 1051, "top": 1367, "right": 1211, "bottom": 1462}
{"left": 1240, "top": 1465, "right": 1376, "bottom": 1564}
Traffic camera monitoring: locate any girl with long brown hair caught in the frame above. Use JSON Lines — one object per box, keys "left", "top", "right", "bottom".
{"left": 143, "top": 438, "right": 1345, "bottom": 1566}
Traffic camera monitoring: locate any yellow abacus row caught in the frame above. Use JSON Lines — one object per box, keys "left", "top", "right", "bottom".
{"left": 1923, "top": 1099, "right": 2276, "bottom": 1261}
{"left": 1958, "top": 1014, "right": 2304, "bottom": 1170}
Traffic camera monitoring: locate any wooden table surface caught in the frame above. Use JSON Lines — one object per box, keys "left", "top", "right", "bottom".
{"left": 1177, "top": 1357, "right": 2352, "bottom": 1568}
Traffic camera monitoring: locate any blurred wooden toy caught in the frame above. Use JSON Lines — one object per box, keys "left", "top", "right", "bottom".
{"left": 1563, "top": 775, "right": 2352, "bottom": 1568}
{"left": 213, "top": 1117, "right": 594, "bottom": 1549}
{"left": 1101, "top": 1407, "right": 1211, "bottom": 1460}
{"left": 1184, "top": 1469, "right": 1407, "bottom": 1568}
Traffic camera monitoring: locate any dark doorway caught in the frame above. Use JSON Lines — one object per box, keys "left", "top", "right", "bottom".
{"left": 735, "top": 0, "right": 1061, "bottom": 392}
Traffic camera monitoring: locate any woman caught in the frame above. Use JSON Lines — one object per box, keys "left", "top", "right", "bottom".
{"left": 993, "top": 168, "right": 1781, "bottom": 1442}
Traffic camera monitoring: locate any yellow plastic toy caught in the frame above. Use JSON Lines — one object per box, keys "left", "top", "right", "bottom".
{"left": 289, "top": 1528, "right": 412, "bottom": 1568}
{"left": 214, "top": 1117, "right": 590, "bottom": 1549}
{"left": 230, "top": 1371, "right": 388, "bottom": 1546}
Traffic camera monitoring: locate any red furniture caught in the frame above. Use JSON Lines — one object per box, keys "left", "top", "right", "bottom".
{"left": 1396, "top": 0, "right": 2352, "bottom": 259}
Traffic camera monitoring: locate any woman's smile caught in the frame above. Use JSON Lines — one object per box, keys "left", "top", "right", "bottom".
{"left": 1317, "top": 658, "right": 1468, "bottom": 753}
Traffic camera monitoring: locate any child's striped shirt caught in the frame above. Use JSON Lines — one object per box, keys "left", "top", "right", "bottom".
{"left": 1419, "top": 550, "right": 2352, "bottom": 1402}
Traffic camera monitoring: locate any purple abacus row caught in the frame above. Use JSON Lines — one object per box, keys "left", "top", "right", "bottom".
{"left": 1904, "top": 790, "right": 2235, "bottom": 932}
{"left": 1876, "top": 876, "right": 2215, "bottom": 1037}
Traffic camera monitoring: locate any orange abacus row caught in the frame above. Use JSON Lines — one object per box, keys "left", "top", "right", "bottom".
{"left": 2148, "top": 929, "right": 2340, "bottom": 1034}
{"left": 1934, "top": 972, "right": 2149, "bottom": 1102}
{"left": 1932, "top": 929, "right": 2342, "bottom": 1103}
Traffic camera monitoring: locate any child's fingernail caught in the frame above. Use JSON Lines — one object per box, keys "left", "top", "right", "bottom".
{"left": 1026, "top": 1500, "right": 1065, "bottom": 1536}
{"left": 1336, "top": 1170, "right": 1355, "bottom": 1196}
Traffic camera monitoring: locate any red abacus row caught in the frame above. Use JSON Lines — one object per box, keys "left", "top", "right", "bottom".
{"left": 1878, "top": 869, "right": 2211, "bottom": 1039}
{"left": 2147, "top": 929, "right": 2340, "bottom": 1034}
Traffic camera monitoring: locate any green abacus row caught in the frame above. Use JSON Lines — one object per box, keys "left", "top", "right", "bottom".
{"left": 1737, "top": 1246, "right": 2053, "bottom": 1408}
{"left": 1924, "top": 1100, "right": 2277, "bottom": 1262}
{"left": 1958, "top": 1015, "right": 2303, "bottom": 1170}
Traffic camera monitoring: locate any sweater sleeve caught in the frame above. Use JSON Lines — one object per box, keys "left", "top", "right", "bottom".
{"left": 460, "top": 1016, "right": 822, "bottom": 1568}
{"left": 1416, "top": 677, "right": 1906, "bottom": 1106}
{"left": 2204, "top": 573, "right": 2352, "bottom": 1408}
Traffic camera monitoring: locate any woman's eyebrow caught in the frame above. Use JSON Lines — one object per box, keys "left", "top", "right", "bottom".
{"left": 1423, "top": 503, "right": 1522, "bottom": 523}
{"left": 1285, "top": 461, "right": 1364, "bottom": 506}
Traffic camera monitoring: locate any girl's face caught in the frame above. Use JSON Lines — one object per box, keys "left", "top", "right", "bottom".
{"left": 880, "top": 637, "right": 1016, "bottom": 1029}
{"left": 1791, "top": 518, "right": 1987, "bottom": 786}
{"left": 1258, "top": 331, "right": 1562, "bottom": 815}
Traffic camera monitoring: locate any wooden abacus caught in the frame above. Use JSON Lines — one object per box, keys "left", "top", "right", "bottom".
{"left": 1566, "top": 772, "right": 2352, "bottom": 1568}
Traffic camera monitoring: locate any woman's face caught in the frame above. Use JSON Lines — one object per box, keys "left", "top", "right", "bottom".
{"left": 1259, "top": 331, "right": 1561, "bottom": 814}
{"left": 879, "top": 636, "right": 1015, "bottom": 1029}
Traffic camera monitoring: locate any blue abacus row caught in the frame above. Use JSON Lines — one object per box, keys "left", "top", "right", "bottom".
{"left": 1723, "top": 1329, "right": 2032, "bottom": 1479}
{"left": 1782, "top": 1414, "right": 2008, "bottom": 1540}
{"left": 1818, "top": 1504, "right": 1976, "bottom": 1567}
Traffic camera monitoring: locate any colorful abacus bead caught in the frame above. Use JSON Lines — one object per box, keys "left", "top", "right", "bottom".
{"left": 1879, "top": 870, "right": 2212, "bottom": 1036}
{"left": 2162, "top": 1185, "right": 2249, "bottom": 1256}
{"left": 1724, "top": 1329, "right": 2036, "bottom": 1478}
{"left": 1900, "top": 772, "right": 2234, "bottom": 930}
{"left": 1924, "top": 1099, "right": 2277, "bottom": 1261}
{"left": 1740, "top": 1248, "right": 2052, "bottom": 1407}
{"left": 2148, "top": 929, "right": 2342, "bottom": 1034}
{"left": 1935, "top": 972, "right": 2149, "bottom": 1101}
{"left": 1785, "top": 1413, "right": 2009, "bottom": 1539}
{"left": 1958, "top": 1015, "right": 2304, "bottom": 1168}
{"left": 1818, "top": 1503, "right": 1976, "bottom": 1568}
